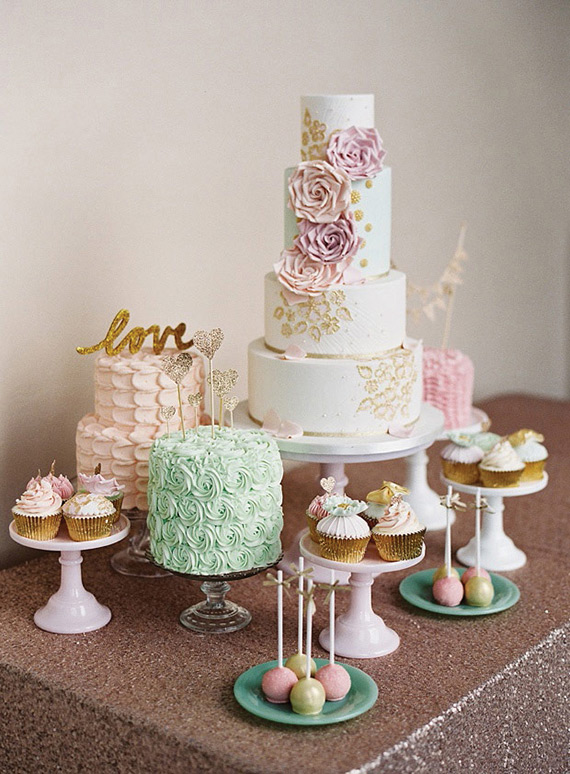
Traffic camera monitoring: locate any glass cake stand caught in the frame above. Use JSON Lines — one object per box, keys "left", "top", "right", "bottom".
{"left": 146, "top": 553, "right": 283, "bottom": 634}
{"left": 111, "top": 508, "right": 171, "bottom": 578}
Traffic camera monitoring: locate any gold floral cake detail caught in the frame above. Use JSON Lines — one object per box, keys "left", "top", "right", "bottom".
{"left": 356, "top": 349, "right": 417, "bottom": 423}
{"left": 300, "top": 108, "right": 337, "bottom": 161}
{"left": 273, "top": 290, "right": 353, "bottom": 343}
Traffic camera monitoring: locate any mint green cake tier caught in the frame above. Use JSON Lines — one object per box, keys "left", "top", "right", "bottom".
{"left": 147, "top": 427, "right": 283, "bottom": 575}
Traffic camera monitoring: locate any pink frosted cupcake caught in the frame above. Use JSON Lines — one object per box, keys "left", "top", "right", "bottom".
{"left": 440, "top": 440, "right": 483, "bottom": 484}
{"left": 306, "top": 493, "right": 331, "bottom": 542}
{"left": 28, "top": 461, "right": 75, "bottom": 504}
{"left": 78, "top": 468, "right": 124, "bottom": 522}
{"left": 12, "top": 479, "right": 63, "bottom": 540}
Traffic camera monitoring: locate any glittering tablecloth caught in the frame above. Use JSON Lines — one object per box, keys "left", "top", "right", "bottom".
{"left": 0, "top": 396, "right": 568, "bottom": 774}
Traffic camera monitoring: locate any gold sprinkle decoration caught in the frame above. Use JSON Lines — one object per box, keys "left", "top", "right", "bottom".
{"left": 354, "top": 210, "right": 364, "bottom": 221}
{"left": 161, "top": 352, "right": 193, "bottom": 385}
{"left": 351, "top": 190, "right": 361, "bottom": 204}
{"left": 360, "top": 240, "right": 366, "bottom": 249}
{"left": 365, "top": 223, "right": 373, "bottom": 232}
{"left": 193, "top": 328, "right": 224, "bottom": 360}
{"left": 360, "top": 258, "right": 368, "bottom": 268}
{"left": 365, "top": 180, "right": 373, "bottom": 189}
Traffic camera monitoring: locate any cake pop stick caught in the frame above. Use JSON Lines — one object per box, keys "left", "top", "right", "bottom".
{"left": 475, "top": 487, "right": 481, "bottom": 576}
{"left": 433, "top": 486, "right": 464, "bottom": 606}
{"left": 464, "top": 487, "right": 494, "bottom": 606}
{"left": 261, "top": 571, "right": 297, "bottom": 704}
{"left": 315, "top": 571, "right": 351, "bottom": 701}
{"left": 329, "top": 570, "right": 335, "bottom": 665}
{"left": 298, "top": 557, "right": 304, "bottom": 654}
{"left": 290, "top": 578, "right": 325, "bottom": 715}
{"left": 305, "top": 577, "right": 314, "bottom": 680}
{"left": 277, "top": 569, "right": 284, "bottom": 667}
{"left": 284, "top": 558, "right": 316, "bottom": 678}
{"left": 445, "top": 485, "right": 452, "bottom": 577}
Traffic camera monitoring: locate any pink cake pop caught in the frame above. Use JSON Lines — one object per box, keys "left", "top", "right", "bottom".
{"left": 290, "top": 579, "right": 326, "bottom": 716}
{"left": 464, "top": 489, "right": 494, "bottom": 607}
{"left": 433, "top": 486, "right": 464, "bottom": 607}
{"left": 316, "top": 570, "right": 350, "bottom": 701}
{"left": 261, "top": 570, "right": 298, "bottom": 703}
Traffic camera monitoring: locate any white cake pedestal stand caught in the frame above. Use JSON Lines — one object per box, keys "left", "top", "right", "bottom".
{"left": 441, "top": 474, "right": 548, "bottom": 571}
{"left": 235, "top": 402, "right": 443, "bottom": 583}
{"left": 9, "top": 515, "right": 130, "bottom": 634}
{"left": 405, "top": 407, "right": 489, "bottom": 532}
{"left": 300, "top": 530, "right": 424, "bottom": 658}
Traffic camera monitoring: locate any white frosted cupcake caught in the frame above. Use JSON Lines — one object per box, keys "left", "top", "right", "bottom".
{"left": 478, "top": 440, "right": 525, "bottom": 488}
{"left": 440, "top": 440, "right": 483, "bottom": 484}
{"left": 371, "top": 495, "right": 425, "bottom": 561}
{"left": 316, "top": 497, "right": 370, "bottom": 563}
{"left": 78, "top": 470, "right": 124, "bottom": 523}
{"left": 12, "top": 479, "right": 63, "bottom": 540}
{"left": 63, "top": 492, "right": 115, "bottom": 541}
{"left": 508, "top": 429, "right": 547, "bottom": 481}
{"left": 364, "top": 481, "right": 410, "bottom": 529}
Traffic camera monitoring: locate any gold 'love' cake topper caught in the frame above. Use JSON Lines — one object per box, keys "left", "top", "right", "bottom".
{"left": 76, "top": 309, "right": 193, "bottom": 356}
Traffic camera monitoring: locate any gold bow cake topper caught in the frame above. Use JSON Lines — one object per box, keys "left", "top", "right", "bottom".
{"left": 508, "top": 428, "right": 544, "bottom": 446}
{"left": 77, "top": 309, "right": 193, "bottom": 356}
{"left": 367, "top": 481, "right": 410, "bottom": 504}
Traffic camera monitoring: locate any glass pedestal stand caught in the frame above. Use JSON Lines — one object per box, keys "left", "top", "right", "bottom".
{"left": 300, "top": 530, "right": 425, "bottom": 658}
{"left": 9, "top": 515, "right": 130, "bottom": 633}
{"left": 111, "top": 508, "right": 171, "bottom": 578}
{"left": 405, "top": 407, "right": 489, "bottom": 532}
{"left": 146, "top": 554, "right": 282, "bottom": 634}
{"left": 443, "top": 474, "right": 549, "bottom": 571}
{"left": 234, "top": 402, "right": 443, "bottom": 583}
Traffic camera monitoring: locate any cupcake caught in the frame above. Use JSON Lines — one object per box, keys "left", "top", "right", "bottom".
{"left": 12, "top": 479, "right": 62, "bottom": 540}
{"left": 440, "top": 438, "right": 483, "bottom": 484}
{"left": 508, "top": 429, "right": 548, "bottom": 482}
{"left": 371, "top": 494, "right": 425, "bottom": 561}
{"left": 63, "top": 492, "right": 115, "bottom": 541}
{"left": 363, "top": 481, "right": 410, "bottom": 529}
{"left": 446, "top": 430, "right": 501, "bottom": 453}
{"left": 316, "top": 497, "right": 370, "bottom": 563}
{"left": 78, "top": 467, "right": 124, "bottom": 522}
{"left": 478, "top": 440, "right": 525, "bottom": 488}
{"left": 306, "top": 493, "right": 332, "bottom": 542}
{"left": 28, "top": 460, "right": 75, "bottom": 504}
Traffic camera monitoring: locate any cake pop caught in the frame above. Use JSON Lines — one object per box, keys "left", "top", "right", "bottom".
{"left": 432, "top": 565, "right": 460, "bottom": 583}
{"left": 432, "top": 486, "right": 464, "bottom": 607}
{"left": 290, "top": 579, "right": 326, "bottom": 716}
{"left": 261, "top": 570, "right": 298, "bottom": 703}
{"left": 315, "top": 570, "right": 351, "bottom": 701}
{"left": 463, "top": 489, "right": 494, "bottom": 607}
{"left": 285, "top": 558, "right": 316, "bottom": 678}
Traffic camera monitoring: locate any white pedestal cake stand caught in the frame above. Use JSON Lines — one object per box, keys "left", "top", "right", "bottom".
{"left": 235, "top": 402, "right": 443, "bottom": 582}
{"left": 9, "top": 515, "right": 130, "bottom": 634}
{"left": 442, "top": 474, "right": 548, "bottom": 571}
{"left": 300, "top": 530, "right": 425, "bottom": 658}
{"left": 405, "top": 407, "right": 489, "bottom": 532}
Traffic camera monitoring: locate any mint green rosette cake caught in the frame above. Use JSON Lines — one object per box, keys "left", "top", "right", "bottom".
{"left": 147, "top": 427, "right": 283, "bottom": 575}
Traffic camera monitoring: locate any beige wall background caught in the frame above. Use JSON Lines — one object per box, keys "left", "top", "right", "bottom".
{"left": 1, "top": 0, "right": 569, "bottom": 567}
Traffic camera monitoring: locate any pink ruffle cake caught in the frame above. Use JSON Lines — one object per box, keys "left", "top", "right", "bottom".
{"left": 423, "top": 347, "right": 474, "bottom": 430}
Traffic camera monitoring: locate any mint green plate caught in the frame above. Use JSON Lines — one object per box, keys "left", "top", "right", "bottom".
{"left": 399, "top": 568, "right": 520, "bottom": 616}
{"left": 234, "top": 658, "right": 378, "bottom": 725}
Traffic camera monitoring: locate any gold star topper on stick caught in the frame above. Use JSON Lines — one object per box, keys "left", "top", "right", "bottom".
{"left": 320, "top": 477, "right": 336, "bottom": 494}
{"left": 187, "top": 392, "right": 202, "bottom": 431}
{"left": 160, "top": 352, "right": 193, "bottom": 440}
{"left": 193, "top": 328, "right": 224, "bottom": 437}
{"left": 208, "top": 368, "right": 239, "bottom": 429}
{"left": 159, "top": 405, "right": 176, "bottom": 437}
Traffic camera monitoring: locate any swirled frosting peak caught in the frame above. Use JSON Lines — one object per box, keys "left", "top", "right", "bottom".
{"left": 373, "top": 495, "right": 423, "bottom": 535}
{"left": 15, "top": 479, "right": 62, "bottom": 515}
{"left": 317, "top": 512, "right": 370, "bottom": 540}
{"left": 480, "top": 440, "right": 524, "bottom": 472}
{"left": 78, "top": 471, "right": 124, "bottom": 496}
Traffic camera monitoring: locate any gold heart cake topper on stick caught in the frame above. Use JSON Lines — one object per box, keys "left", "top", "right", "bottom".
{"left": 193, "top": 328, "right": 224, "bottom": 437}
{"left": 187, "top": 392, "right": 202, "bottom": 431}
{"left": 225, "top": 396, "right": 239, "bottom": 429}
{"left": 160, "top": 353, "right": 193, "bottom": 440}
{"left": 209, "top": 369, "right": 239, "bottom": 428}
{"left": 320, "top": 477, "right": 336, "bottom": 494}
{"left": 159, "top": 405, "right": 176, "bottom": 437}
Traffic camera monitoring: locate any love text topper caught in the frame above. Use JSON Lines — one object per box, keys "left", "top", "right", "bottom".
{"left": 76, "top": 309, "right": 193, "bottom": 356}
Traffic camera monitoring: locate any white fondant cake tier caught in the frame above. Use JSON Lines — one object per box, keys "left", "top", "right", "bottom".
{"left": 300, "top": 94, "right": 374, "bottom": 161}
{"left": 147, "top": 427, "right": 284, "bottom": 575}
{"left": 264, "top": 270, "right": 406, "bottom": 356}
{"left": 284, "top": 167, "right": 391, "bottom": 279}
{"left": 76, "top": 349, "right": 205, "bottom": 511}
{"left": 248, "top": 337, "right": 422, "bottom": 436}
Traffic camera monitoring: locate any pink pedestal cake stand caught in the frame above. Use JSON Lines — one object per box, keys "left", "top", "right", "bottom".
{"left": 300, "top": 530, "right": 425, "bottom": 658}
{"left": 442, "top": 474, "right": 549, "bottom": 571}
{"left": 405, "top": 407, "right": 490, "bottom": 532}
{"left": 9, "top": 515, "right": 130, "bottom": 634}
{"left": 235, "top": 401, "right": 443, "bottom": 583}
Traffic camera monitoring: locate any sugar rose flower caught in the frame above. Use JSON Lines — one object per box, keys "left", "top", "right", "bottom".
{"left": 327, "top": 126, "right": 386, "bottom": 180}
{"left": 274, "top": 246, "right": 358, "bottom": 305}
{"left": 297, "top": 214, "right": 362, "bottom": 264}
{"left": 288, "top": 161, "right": 351, "bottom": 223}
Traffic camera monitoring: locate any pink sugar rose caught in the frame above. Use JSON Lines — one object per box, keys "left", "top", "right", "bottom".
{"left": 288, "top": 161, "right": 351, "bottom": 223}
{"left": 297, "top": 213, "right": 362, "bottom": 264}
{"left": 274, "top": 246, "right": 362, "bottom": 305}
{"left": 327, "top": 126, "right": 386, "bottom": 180}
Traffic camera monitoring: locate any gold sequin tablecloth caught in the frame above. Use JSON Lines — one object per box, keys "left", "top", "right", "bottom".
{"left": 0, "top": 396, "right": 568, "bottom": 773}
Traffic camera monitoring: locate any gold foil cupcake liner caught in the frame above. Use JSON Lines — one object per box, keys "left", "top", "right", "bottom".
{"left": 520, "top": 459, "right": 546, "bottom": 482}
{"left": 441, "top": 460, "right": 480, "bottom": 485}
{"left": 107, "top": 493, "right": 124, "bottom": 523}
{"left": 305, "top": 511, "right": 321, "bottom": 543}
{"left": 372, "top": 528, "right": 426, "bottom": 562}
{"left": 64, "top": 514, "right": 114, "bottom": 541}
{"left": 478, "top": 467, "right": 523, "bottom": 488}
{"left": 317, "top": 535, "right": 370, "bottom": 564}
{"left": 12, "top": 510, "right": 62, "bottom": 541}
